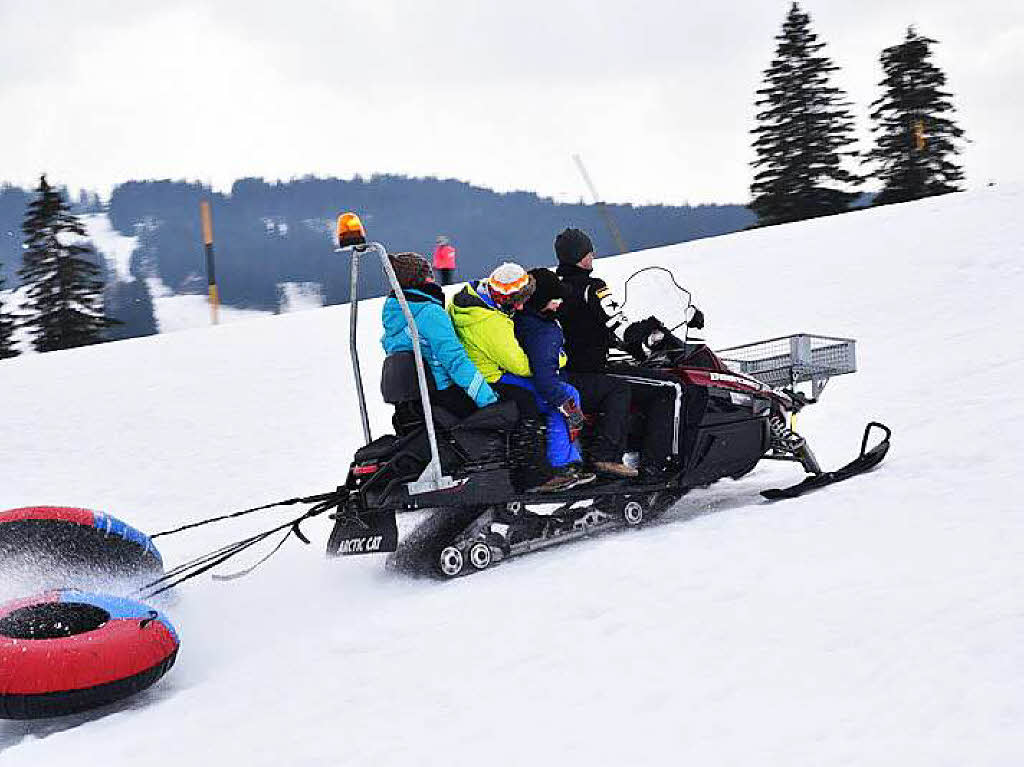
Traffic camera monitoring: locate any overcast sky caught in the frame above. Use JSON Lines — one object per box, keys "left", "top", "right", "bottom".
{"left": 0, "top": 0, "right": 1020, "bottom": 205}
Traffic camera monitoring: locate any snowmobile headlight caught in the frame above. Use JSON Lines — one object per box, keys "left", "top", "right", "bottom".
{"left": 337, "top": 212, "right": 367, "bottom": 248}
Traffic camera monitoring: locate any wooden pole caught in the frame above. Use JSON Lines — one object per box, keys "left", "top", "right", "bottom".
{"left": 200, "top": 200, "right": 220, "bottom": 325}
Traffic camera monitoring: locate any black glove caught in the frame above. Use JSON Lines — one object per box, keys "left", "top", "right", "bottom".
{"left": 687, "top": 307, "right": 705, "bottom": 330}
{"left": 557, "top": 398, "right": 585, "bottom": 441}
{"left": 623, "top": 316, "right": 665, "bottom": 360}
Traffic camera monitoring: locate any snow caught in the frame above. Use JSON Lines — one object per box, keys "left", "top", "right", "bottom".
{"left": 1, "top": 284, "right": 34, "bottom": 356}
{"left": 277, "top": 281, "right": 324, "bottom": 313}
{"left": 2, "top": 186, "right": 1023, "bottom": 764}
{"left": 81, "top": 213, "right": 138, "bottom": 282}
{"left": 144, "top": 277, "right": 271, "bottom": 333}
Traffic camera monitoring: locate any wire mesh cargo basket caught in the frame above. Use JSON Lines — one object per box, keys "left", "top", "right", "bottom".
{"left": 716, "top": 334, "right": 856, "bottom": 398}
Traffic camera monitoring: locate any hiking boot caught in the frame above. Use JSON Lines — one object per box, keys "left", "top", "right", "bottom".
{"left": 528, "top": 465, "right": 596, "bottom": 494}
{"left": 569, "top": 466, "right": 597, "bottom": 489}
{"left": 591, "top": 460, "right": 639, "bottom": 479}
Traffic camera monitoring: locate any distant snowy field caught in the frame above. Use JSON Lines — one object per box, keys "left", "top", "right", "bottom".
{"left": 1, "top": 187, "right": 1023, "bottom": 765}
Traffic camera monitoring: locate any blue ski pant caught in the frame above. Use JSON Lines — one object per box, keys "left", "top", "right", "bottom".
{"left": 498, "top": 373, "right": 581, "bottom": 468}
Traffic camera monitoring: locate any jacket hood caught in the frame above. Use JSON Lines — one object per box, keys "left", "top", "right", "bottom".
{"left": 388, "top": 283, "right": 445, "bottom": 306}
{"left": 449, "top": 282, "right": 501, "bottom": 328}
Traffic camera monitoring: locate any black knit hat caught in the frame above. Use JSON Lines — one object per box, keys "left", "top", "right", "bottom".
{"left": 554, "top": 227, "right": 594, "bottom": 266}
{"left": 389, "top": 252, "right": 433, "bottom": 288}
{"left": 526, "top": 268, "right": 566, "bottom": 312}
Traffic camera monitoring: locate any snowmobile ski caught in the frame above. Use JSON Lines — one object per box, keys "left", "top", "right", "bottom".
{"left": 761, "top": 422, "right": 891, "bottom": 501}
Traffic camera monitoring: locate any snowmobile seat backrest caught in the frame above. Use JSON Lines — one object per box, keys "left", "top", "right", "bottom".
{"left": 381, "top": 351, "right": 437, "bottom": 404}
{"left": 451, "top": 400, "right": 519, "bottom": 432}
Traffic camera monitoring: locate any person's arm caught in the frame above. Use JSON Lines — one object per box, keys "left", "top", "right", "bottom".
{"left": 421, "top": 304, "right": 497, "bottom": 406}
{"left": 586, "top": 277, "right": 631, "bottom": 348}
{"left": 480, "top": 316, "right": 532, "bottom": 378}
{"left": 519, "top": 323, "right": 563, "bottom": 409}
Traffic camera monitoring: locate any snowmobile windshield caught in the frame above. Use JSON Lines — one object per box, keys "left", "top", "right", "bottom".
{"left": 619, "top": 267, "right": 694, "bottom": 335}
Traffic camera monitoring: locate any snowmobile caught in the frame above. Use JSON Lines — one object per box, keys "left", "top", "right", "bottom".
{"left": 325, "top": 213, "right": 891, "bottom": 577}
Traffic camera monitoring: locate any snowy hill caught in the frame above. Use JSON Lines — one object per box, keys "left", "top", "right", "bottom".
{"left": 2, "top": 187, "right": 1023, "bottom": 765}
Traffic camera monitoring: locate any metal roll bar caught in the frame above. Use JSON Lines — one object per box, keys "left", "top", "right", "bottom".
{"left": 337, "top": 238, "right": 456, "bottom": 495}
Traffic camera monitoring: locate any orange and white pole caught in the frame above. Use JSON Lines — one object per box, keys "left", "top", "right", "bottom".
{"left": 200, "top": 200, "right": 220, "bottom": 325}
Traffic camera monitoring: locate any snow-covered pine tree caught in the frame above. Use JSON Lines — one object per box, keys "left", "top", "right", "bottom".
{"left": 867, "top": 28, "right": 965, "bottom": 206}
{"left": 750, "top": 2, "right": 860, "bottom": 226}
{"left": 0, "top": 269, "right": 18, "bottom": 360}
{"left": 18, "top": 175, "right": 117, "bottom": 352}
{"left": 104, "top": 278, "right": 158, "bottom": 341}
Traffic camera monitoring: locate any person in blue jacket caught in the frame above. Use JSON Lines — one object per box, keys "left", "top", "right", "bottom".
{"left": 381, "top": 252, "right": 497, "bottom": 418}
{"left": 507, "top": 268, "right": 598, "bottom": 492}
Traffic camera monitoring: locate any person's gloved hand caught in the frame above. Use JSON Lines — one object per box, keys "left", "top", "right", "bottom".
{"left": 623, "top": 316, "right": 665, "bottom": 360}
{"left": 687, "top": 307, "right": 705, "bottom": 330}
{"left": 557, "top": 398, "right": 585, "bottom": 441}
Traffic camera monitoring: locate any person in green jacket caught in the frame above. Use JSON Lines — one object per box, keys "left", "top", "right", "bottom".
{"left": 449, "top": 263, "right": 594, "bottom": 491}
{"left": 448, "top": 262, "right": 538, "bottom": 422}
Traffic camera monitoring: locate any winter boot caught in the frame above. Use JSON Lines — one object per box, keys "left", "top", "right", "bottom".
{"left": 529, "top": 465, "right": 596, "bottom": 493}
{"left": 591, "top": 460, "right": 639, "bottom": 479}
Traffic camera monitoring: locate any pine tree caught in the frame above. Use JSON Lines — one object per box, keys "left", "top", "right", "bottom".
{"left": 866, "top": 28, "right": 965, "bottom": 205}
{"left": 750, "top": 2, "right": 860, "bottom": 226}
{"left": 18, "top": 175, "right": 117, "bottom": 352}
{"left": 0, "top": 269, "right": 18, "bottom": 360}
{"left": 104, "top": 278, "right": 158, "bottom": 341}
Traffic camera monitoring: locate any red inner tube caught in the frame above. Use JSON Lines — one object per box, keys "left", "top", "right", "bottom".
{"left": 0, "top": 590, "right": 179, "bottom": 719}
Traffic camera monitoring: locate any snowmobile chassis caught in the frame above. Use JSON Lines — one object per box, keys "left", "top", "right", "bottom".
{"left": 127, "top": 215, "right": 890, "bottom": 592}
{"left": 322, "top": 214, "right": 892, "bottom": 578}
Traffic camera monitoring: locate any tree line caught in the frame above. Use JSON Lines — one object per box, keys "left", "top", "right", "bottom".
{"left": 750, "top": 3, "right": 966, "bottom": 227}
{"left": 107, "top": 176, "right": 755, "bottom": 311}
{"left": 0, "top": 175, "right": 755, "bottom": 357}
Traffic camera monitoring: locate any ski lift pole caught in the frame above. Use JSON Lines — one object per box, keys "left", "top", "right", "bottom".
{"left": 573, "top": 154, "right": 628, "bottom": 255}
{"left": 200, "top": 200, "right": 220, "bottom": 325}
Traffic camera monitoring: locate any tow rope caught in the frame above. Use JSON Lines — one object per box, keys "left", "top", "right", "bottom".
{"left": 137, "top": 489, "right": 344, "bottom": 598}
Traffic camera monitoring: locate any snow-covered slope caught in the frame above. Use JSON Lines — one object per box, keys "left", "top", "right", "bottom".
{"left": 2, "top": 187, "right": 1023, "bottom": 765}
{"left": 81, "top": 213, "right": 138, "bottom": 282}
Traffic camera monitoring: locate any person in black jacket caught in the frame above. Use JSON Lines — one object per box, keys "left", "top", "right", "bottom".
{"left": 554, "top": 228, "right": 684, "bottom": 481}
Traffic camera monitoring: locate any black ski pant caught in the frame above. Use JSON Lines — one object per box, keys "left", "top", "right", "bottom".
{"left": 431, "top": 385, "right": 477, "bottom": 419}
{"left": 609, "top": 368, "right": 681, "bottom": 473}
{"left": 566, "top": 372, "right": 630, "bottom": 463}
{"left": 492, "top": 381, "right": 549, "bottom": 483}
{"left": 396, "top": 385, "right": 478, "bottom": 421}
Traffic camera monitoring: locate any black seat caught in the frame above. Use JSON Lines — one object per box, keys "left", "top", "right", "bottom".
{"left": 354, "top": 434, "right": 400, "bottom": 462}
{"left": 381, "top": 351, "right": 519, "bottom": 444}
